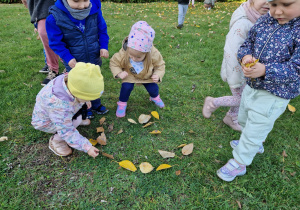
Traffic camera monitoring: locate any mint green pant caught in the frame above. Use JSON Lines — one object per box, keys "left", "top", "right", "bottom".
{"left": 233, "top": 85, "right": 289, "bottom": 166}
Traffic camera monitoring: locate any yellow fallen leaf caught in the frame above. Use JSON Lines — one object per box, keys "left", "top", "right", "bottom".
{"left": 119, "top": 160, "right": 137, "bottom": 172}
{"left": 97, "top": 132, "right": 107, "bottom": 145}
{"left": 156, "top": 164, "right": 172, "bottom": 171}
{"left": 102, "top": 152, "right": 114, "bottom": 159}
{"left": 151, "top": 111, "right": 159, "bottom": 119}
{"left": 243, "top": 59, "right": 259, "bottom": 68}
{"left": 150, "top": 130, "right": 161, "bottom": 134}
{"left": 139, "top": 162, "right": 154, "bottom": 173}
{"left": 138, "top": 114, "right": 151, "bottom": 124}
{"left": 142, "top": 122, "right": 154, "bottom": 128}
{"left": 158, "top": 150, "right": 175, "bottom": 158}
{"left": 128, "top": 118, "right": 137, "bottom": 124}
{"left": 287, "top": 104, "right": 296, "bottom": 113}
{"left": 96, "top": 127, "right": 104, "bottom": 133}
{"left": 182, "top": 143, "right": 194, "bottom": 155}
{"left": 177, "top": 144, "right": 186, "bottom": 148}
{"left": 99, "top": 117, "right": 106, "bottom": 125}
{"left": 0, "top": 136, "right": 8, "bottom": 142}
{"left": 89, "top": 138, "right": 97, "bottom": 146}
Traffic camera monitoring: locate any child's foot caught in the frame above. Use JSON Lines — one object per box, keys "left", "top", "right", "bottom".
{"left": 177, "top": 24, "right": 183, "bottom": 29}
{"left": 116, "top": 101, "right": 127, "bottom": 118}
{"left": 48, "top": 136, "right": 72, "bottom": 156}
{"left": 230, "top": 140, "right": 264, "bottom": 154}
{"left": 94, "top": 104, "right": 109, "bottom": 115}
{"left": 202, "top": 96, "right": 218, "bottom": 118}
{"left": 150, "top": 95, "right": 165, "bottom": 108}
{"left": 39, "top": 64, "right": 49, "bottom": 74}
{"left": 80, "top": 119, "right": 91, "bottom": 126}
{"left": 217, "top": 159, "right": 246, "bottom": 182}
{"left": 223, "top": 113, "right": 242, "bottom": 131}
{"left": 41, "top": 70, "right": 59, "bottom": 86}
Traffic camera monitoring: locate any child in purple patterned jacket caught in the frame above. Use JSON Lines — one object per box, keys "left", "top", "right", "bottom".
{"left": 217, "top": 0, "right": 300, "bottom": 182}
{"left": 32, "top": 62, "right": 104, "bottom": 157}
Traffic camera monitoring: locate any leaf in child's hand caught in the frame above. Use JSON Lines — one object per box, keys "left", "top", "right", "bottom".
{"left": 99, "top": 117, "right": 106, "bottom": 125}
{"left": 0, "top": 136, "right": 8, "bottom": 142}
{"left": 150, "top": 130, "right": 161, "bottom": 134}
{"left": 102, "top": 152, "right": 114, "bottom": 159}
{"left": 108, "top": 123, "right": 114, "bottom": 132}
{"left": 119, "top": 160, "right": 137, "bottom": 172}
{"left": 158, "top": 150, "right": 175, "bottom": 158}
{"left": 243, "top": 59, "right": 259, "bottom": 68}
{"left": 89, "top": 138, "right": 97, "bottom": 146}
{"left": 138, "top": 114, "right": 151, "bottom": 124}
{"left": 96, "top": 127, "right": 104, "bottom": 133}
{"left": 143, "top": 122, "right": 154, "bottom": 128}
{"left": 287, "top": 104, "right": 296, "bottom": 113}
{"left": 128, "top": 118, "right": 137, "bottom": 124}
{"left": 156, "top": 164, "right": 172, "bottom": 171}
{"left": 97, "top": 132, "right": 107, "bottom": 145}
{"left": 182, "top": 143, "right": 194, "bottom": 155}
{"left": 117, "top": 129, "right": 123, "bottom": 134}
{"left": 139, "top": 162, "right": 154, "bottom": 173}
{"left": 177, "top": 144, "right": 186, "bottom": 148}
{"left": 151, "top": 111, "right": 159, "bottom": 119}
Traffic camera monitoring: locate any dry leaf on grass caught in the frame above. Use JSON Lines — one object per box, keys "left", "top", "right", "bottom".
{"left": 117, "top": 129, "right": 123, "bottom": 134}
{"left": 108, "top": 123, "right": 114, "bottom": 132}
{"left": 139, "top": 162, "right": 154, "bottom": 173}
{"left": 97, "top": 133, "right": 107, "bottom": 145}
{"left": 128, "top": 118, "right": 137, "bottom": 124}
{"left": 102, "top": 152, "right": 114, "bottom": 159}
{"left": 89, "top": 138, "right": 97, "bottom": 146}
{"left": 236, "top": 200, "right": 242, "bottom": 209}
{"left": 99, "top": 117, "right": 106, "bottom": 125}
{"left": 96, "top": 127, "right": 104, "bottom": 133}
{"left": 177, "top": 144, "right": 186, "bottom": 148}
{"left": 158, "top": 150, "right": 175, "bottom": 158}
{"left": 175, "top": 170, "right": 181, "bottom": 176}
{"left": 182, "top": 143, "right": 194, "bottom": 155}
{"left": 149, "top": 130, "right": 161, "bottom": 134}
{"left": 0, "top": 136, "right": 8, "bottom": 142}
{"left": 287, "top": 104, "right": 296, "bottom": 113}
{"left": 282, "top": 150, "right": 288, "bottom": 157}
{"left": 143, "top": 122, "right": 154, "bottom": 128}
{"left": 151, "top": 111, "right": 159, "bottom": 119}
{"left": 119, "top": 160, "right": 137, "bottom": 172}
{"left": 138, "top": 114, "right": 151, "bottom": 124}
{"left": 156, "top": 164, "right": 172, "bottom": 171}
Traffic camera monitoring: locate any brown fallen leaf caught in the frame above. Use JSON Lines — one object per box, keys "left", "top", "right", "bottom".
{"left": 108, "top": 123, "right": 114, "bottom": 132}
{"left": 175, "top": 170, "right": 181, "bottom": 176}
{"left": 139, "top": 162, "right": 154, "bottom": 173}
{"left": 182, "top": 143, "right": 194, "bottom": 155}
{"left": 158, "top": 150, "right": 175, "bottom": 158}
{"left": 0, "top": 136, "right": 8, "bottom": 142}
{"left": 117, "top": 129, "right": 123, "bottom": 134}
{"left": 138, "top": 114, "right": 151, "bottom": 124}
{"left": 290, "top": 172, "right": 296, "bottom": 176}
{"left": 191, "top": 84, "right": 196, "bottom": 92}
{"left": 102, "top": 152, "right": 114, "bottom": 159}
{"left": 99, "top": 117, "right": 106, "bottom": 125}
{"left": 143, "top": 122, "right": 154, "bottom": 128}
{"left": 97, "top": 133, "right": 107, "bottom": 145}
{"left": 128, "top": 118, "right": 137, "bottom": 124}
{"left": 282, "top": 150, "right": 288, "bottom": 157}
{"left": 96, "top": 127, "right": 104, "bottom": 133}
{"left": 188, "top": 130, "right": 195, "bottom": 134}
{"left": 236, "top": 200, "right": 242, "bottom": 209}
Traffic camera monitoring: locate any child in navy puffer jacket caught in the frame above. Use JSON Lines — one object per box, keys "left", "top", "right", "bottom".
{"left": 217, "top": 0, "right": 300, "bottom": 182}
{"left": 46, "top": 0, "right": 109, "bottom": 119}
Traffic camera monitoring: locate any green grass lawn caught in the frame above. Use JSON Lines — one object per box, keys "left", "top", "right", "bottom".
{"left": 0, "top": 2, "right": 299, "bottom": 209}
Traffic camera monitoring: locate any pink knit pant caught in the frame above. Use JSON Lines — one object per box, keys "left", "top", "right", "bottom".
{"left": 37, "top": 19, "right": 59, "bottom": 73}
{"left": 213, "top": 84, "right": 245, "bottom": 116}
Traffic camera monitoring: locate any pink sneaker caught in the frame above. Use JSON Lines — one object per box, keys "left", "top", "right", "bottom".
{"left": 150, "top": 95, "right": 165, "bottom": 108}
{"left": 217, "top": 159, "right": 246, "bottom": 182}
{"left": 223, "top": 113, "right": 242, "bottom": 131}
{"left": 202, "top": 96, "right": 218, "bottom": 118}
{"left": 116, "top": 101, "right": 127, "bottom": 118}
{"left": 80, "top": 119, "right": 91, "bottom": 126}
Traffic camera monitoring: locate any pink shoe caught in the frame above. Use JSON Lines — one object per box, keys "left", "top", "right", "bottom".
{"left": 223, "top": 113, "right": 242, "bottom": 131}
{"left": 80, "top": 119, "right": 91, "bottom": 126}
{"left": 150, "top": 95, "right": 165, "bottom": 108}
{"left": 116, "top": 101, "right": 127, "bottom": 118}
{"left": 202, "top": 96, "right": 218, "bottom": 118}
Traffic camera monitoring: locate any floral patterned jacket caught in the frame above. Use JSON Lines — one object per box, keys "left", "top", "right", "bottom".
{"left": 31, "top": 74, "right": 92, "bottom": 153}
{"left": 238, "top": 13, "right": 300, "bottom": 99}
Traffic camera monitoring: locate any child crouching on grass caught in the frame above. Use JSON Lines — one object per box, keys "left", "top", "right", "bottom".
{"left": 110, "top": 21, "right": 165, "bottom": 118}
{"left": 32, "top": 62, "right": 103, "bottom": 158}
{"left": 217, "top": 0, "right": 300, "bottom": 181}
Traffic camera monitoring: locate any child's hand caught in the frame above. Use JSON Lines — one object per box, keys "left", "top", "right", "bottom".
{"left": 117, "top": 71, "right": 128, "bottom": 79}
{"left": 243, "top": 62, "right": 266, "bottom": 78}
{"left": 242, "top": 55, "right": 256, "bottom": 65}
{"left": 100, "top": 49, "right": 109, "bottom": 58}
{"left": 86, "top": 101, "right": 92, "bottom": 109}
{"left": 151, "top": 74, "right": 160, "bottom": 83}
{"left": 87, "top": 146, "right": 99, "bottom": 158}
{"left": 68, "top": 58, "right": 77, "bottom": 69}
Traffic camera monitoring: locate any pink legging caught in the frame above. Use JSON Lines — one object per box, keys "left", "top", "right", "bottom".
{"left": 37, "top": 19, "right": 59, "bottom": 73}
{"left": 213, "top": 84, "right": 246, "bottom": 116}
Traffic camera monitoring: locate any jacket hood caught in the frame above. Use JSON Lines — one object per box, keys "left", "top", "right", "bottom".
{"left": 229, "top": 4, "right": 249, "bottom": 29}
{"left": 55, "top": 0, "right": 99, "bottom": 17}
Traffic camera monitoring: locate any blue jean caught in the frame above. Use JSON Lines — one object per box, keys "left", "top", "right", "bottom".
{"left": 119, "top": 83, "right": 159, "bottom": 102}
{"left": 233, "top": 85, "right": 289, "bottom": 165}
{"left": 178, "top": 4, "right": 189, "bottom": 25}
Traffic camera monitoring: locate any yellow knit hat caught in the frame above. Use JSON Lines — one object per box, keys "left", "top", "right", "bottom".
{"left": 68, "top": 62, "right": 104, "bottom": 101}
